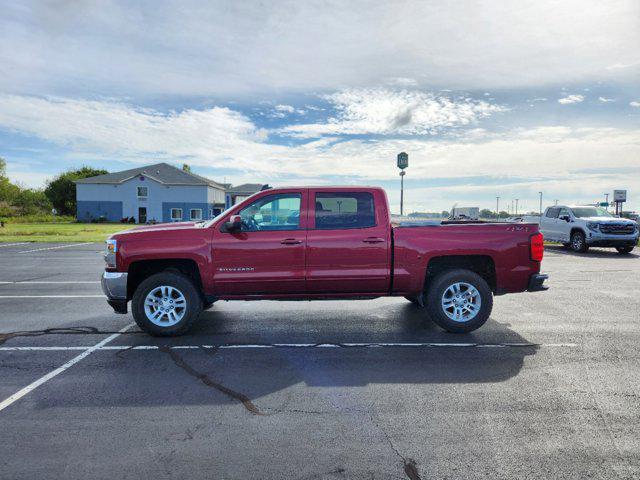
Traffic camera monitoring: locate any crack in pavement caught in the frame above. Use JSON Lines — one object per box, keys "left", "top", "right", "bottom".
{"left": 370, "top": 414, "right": 422, "bottom": 480}
{"left": 158, "top": 345, "right": 264, "bottom": 416}
{"left": 0, "top": 327, "right": 111, "bottom": 346}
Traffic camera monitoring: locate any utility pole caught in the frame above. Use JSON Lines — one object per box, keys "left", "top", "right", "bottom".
{"left": 604, "top": 193, "right": 609, "bottom": 210}
{"left": 515, "top": 199, "right": 519, "bottom": 216}
{"left": 554, "top": 199, "right": 558, "bottom": 206}
{"left": 496, "top": 196, "right": 500, "bottom": 220}
{"left": 538, "top": 192, "right": 543, "bottom": 216}
{"left": 397, "top": 152, "right": 408, "bottom": 216}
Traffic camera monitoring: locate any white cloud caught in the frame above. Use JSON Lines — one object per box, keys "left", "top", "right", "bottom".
{"left": 598, "top": 96, "right": 615, "bottom": 102}
{"left": 1, "top": 1, "right": 638, "bottom": 97}
{"left": 630, "top": 101, "right": 640, "bottom": 108}
{"left": 275, "top": 104, "right": 295, "bottom": 113}
{"left": 558, "top": 94, "right": 585, "bottom": 105}
{"left": 282, "top": 89, "right": 506, "bottom": 137}
{"left": 2, "top": 94, "right": 640, "bottom": 209}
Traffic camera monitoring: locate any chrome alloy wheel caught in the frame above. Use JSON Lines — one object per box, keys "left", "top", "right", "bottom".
{"left": 441, "top": 282, "right": 481, "bottom": 323}
{"left": 144, "top": 285, "right": 187, "bottom": 326}
{"left": 572, "top": 234, "right": 583, "bottom": 250}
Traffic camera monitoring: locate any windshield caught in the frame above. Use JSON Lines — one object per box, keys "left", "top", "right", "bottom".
{"left": 571, "top": 207, "right": 614, "bottom": 218}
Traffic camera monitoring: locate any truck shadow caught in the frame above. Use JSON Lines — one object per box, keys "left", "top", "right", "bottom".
{"left": 545, "top": 244, "right": 638, "bottom": 259}
{"left": 61, "top": 301, "right": 539, "bottom": 408}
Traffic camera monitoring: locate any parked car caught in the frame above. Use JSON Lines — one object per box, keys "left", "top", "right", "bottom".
{"left": 540, "top": 205, "right": 639, "bottom": 254}
{"left": 101, "top": 186, "right": 547, "bottom": 336}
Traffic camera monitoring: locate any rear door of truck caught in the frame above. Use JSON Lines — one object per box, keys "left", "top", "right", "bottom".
{"left": 305, "top": 188, "right": 390, "bottom": 293}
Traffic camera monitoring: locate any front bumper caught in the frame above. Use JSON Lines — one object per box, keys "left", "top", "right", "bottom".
{"left": 586, "top": 230, "right": 638, "bottom": 247}
{"left": 101, "top": 271, "right": 128, "bottom": 314}
{"left": 527, "top": 273, "right": 548, "bottom": 292}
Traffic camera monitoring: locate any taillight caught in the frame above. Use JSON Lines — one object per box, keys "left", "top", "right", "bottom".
{"left": 530, "top": 232, "right": 544, "bottom": 262}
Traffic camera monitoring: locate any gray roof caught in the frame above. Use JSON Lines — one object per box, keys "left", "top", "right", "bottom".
{"left": 75, "top": 162, "right": 226, "bottom": 189}
{"left": 226, "top": 183, "right": 266, "bottom": 195}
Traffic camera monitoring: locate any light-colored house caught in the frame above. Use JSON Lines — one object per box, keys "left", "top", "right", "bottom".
{"left": 225, "top": 183, "right": 266, "bottom": 208}
{"left": 75, "top": 163, "right": 226, "bottom": 223}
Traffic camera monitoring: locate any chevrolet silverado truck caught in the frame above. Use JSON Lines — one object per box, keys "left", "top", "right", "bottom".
{"left": 102, "top": 186, "right": 547, "bottom": 336}
{"left": 540, "top": 205, "right": 638, "bottom": 253}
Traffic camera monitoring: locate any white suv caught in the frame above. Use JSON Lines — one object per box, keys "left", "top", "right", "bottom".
{"left": 540, "top": 205, "right": 639, "bottom": 254}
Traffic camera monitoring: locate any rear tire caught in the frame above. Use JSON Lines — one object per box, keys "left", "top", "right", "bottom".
{"left": 570, "top": 231, "right": 589, "bottom": 253}
{"left": 131, "top": 272, "right": 203, "bottom": 336}
{"left": 616, "top": 246, "right": 634, "bottom": 254}
{"left": 425, "top": 269, "right": 493, "bottom": 333}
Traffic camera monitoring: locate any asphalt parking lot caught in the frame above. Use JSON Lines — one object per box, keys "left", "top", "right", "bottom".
{"left": 1, "top": 242, "right": 639, "bottom": 479}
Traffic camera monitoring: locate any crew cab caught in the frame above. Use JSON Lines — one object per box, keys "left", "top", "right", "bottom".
{"left": 540, "top": 205, "right": 638, "bottom": 254}
{"left": 101, "top": 187, "right": 547, "bottom": 336}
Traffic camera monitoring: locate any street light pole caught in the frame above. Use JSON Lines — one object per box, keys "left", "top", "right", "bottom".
{"left": 538, "top": 192, "right": 543, "bottom": 216}
{"left": 496, "top": 196, "right": 500, "bottom": 220}
{"left": 604, "top": 193, "right": 609, "bottom": 210}
{"left": 515, "top": 198, "right": 519, "bottom": 216}
{"left": 400, "top": 171, "right": 405, "bottom": 215}
{"left": 397, "top": 152, "right": 409, "bottom": 216}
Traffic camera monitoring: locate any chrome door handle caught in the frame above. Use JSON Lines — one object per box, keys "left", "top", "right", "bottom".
{"left": 281, "top": 238, "right": 303, "bottom": 245}
{"left": 362, "top": 237, "right": 384, "bottom": 243}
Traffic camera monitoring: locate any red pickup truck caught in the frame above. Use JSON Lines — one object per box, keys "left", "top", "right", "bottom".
{"left": 102, "top": 186, "right": 547, "bottom": 336}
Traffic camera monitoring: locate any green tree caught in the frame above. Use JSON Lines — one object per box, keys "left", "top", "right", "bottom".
{"left": 14, "top": 189, "right": 52, "bottom": 215}
{"left": 480, "top": 209, "right": 494, "bottom": 219}
{"left": 0, "top": 157, "right": 21, "bottom": 203}
{"left": 441, "top": 210, "right": 450, "bottom": 217}
{"left": 44, "top": 166, "right": 108, "bottom": 216}
{"left": 182, "top": 163, "right": 192, "bottom": 173}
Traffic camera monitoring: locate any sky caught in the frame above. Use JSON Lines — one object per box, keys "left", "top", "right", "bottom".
{"left": 1, "top": 0, "right": 639, "bottom": 214}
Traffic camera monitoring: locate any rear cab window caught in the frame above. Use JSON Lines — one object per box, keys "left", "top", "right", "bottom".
{"left": 314, "top": 192, "right": 376, "bottom": 229}
{"left": 545, "top": 207, "right": 560, "bottom": 218}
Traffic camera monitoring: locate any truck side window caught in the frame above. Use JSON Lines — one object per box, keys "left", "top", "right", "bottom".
{"left": 315, "top": 192, "right": 375, "bottom": 229}
{"left": 545, "top": 207, "right": 560, "bottom": 218}
{"left": 238, "top": 193, "right": 301, "bottom": 232}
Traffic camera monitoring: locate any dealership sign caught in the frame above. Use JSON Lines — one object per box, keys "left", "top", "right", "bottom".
{"left": 613, "top": 190, "right": 627, "bottom": 202}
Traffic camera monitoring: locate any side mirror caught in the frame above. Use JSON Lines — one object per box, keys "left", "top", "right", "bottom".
{"left": 224, "top": 215, "right": 242, "bottom": 232}
{"left": 559, "top": 214, "right": 570, "bottom": 222}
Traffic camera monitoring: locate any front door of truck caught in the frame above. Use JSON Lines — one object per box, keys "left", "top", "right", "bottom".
{"left": 305, "top": 189, "right": 390, "bottom": 293}
{"left": 211, "top": 190, "right": 308, "bottom": 295}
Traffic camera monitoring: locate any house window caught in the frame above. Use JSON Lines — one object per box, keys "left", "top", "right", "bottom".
{"left": 170, "top": 208, "right": 182, "bottom": 221}
{"left": 137, "top": 186, "right": 148, "bottom": 198}
{"left": 190, "top": 209, "right": 203, "bottom": 221}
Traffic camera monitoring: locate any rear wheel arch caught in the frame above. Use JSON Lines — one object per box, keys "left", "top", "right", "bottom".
{"left": 423, "top": 255, "right": 496, "bottom": 293}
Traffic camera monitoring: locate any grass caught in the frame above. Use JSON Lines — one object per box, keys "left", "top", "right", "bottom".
{"left": 0, "top": 222, "right": 136, "bottom": 243}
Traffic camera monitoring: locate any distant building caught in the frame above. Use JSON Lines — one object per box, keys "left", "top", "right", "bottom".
{"left": 75, "top": 162, "right": 226, "bottom": 223}
{"left": 225, "top": 183, "right": 265, "bottom": 208}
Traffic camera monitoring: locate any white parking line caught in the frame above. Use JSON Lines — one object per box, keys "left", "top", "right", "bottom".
{"left": 0, "top": 342, "right": 578, "bottom": 351}
{"left": 0, "top": 242, "right": 29, "bottom": 248}
{"left": 0, "top": 323, "right": 134, "bottom": 413}
{"left": 18, "top": 243, "right": 94, "bottom": 254}
{"left": 0, "top": 295, "right": 104, "bottom": 298}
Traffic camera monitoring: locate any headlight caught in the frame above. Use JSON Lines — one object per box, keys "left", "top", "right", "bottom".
{"left": 105, "top": 239, "right": 117, "bottom": 268}
{"left": 587, "top": 222, "right": 600, "bottom": 232}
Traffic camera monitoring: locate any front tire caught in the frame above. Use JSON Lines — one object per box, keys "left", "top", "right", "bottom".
{"left": 425, "top": 269, "right": 493, "bottom": 333}
{"left": 616, "top": 246, "right": 634, "bottom": 254}
{"left": 131, "top": 272, "right": 203, "bottom": 336}
{"left": 404, "top": 295, "right": 420, "bottom": 306}
{"left": 570, "top": 231, "right": 589, "bottom": 253}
